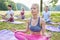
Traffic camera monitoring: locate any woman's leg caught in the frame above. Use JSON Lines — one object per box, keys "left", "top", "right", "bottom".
{"left": 21, "top": 15, "right": 25, "bottom": 19}
{"left": 15, "top": 31, "right": 29, "bottom": 40}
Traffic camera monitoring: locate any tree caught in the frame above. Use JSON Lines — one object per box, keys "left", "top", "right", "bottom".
{"left": 50, "top": 0, "right": 58, "bottom": 7}
{"left": 40, "top": 0, "right": 43, "bottom": 12}
{"left": 7, "top": 1, "right": 17, "bottom": 10}
{"left": 0, "top": 0, "right": 17, "bottom": 10}
{"left": 40, "top": 0, "right": 58, "bottom": 12}
{"left": 0, "top": 0, "right": 8, "bottom": 10}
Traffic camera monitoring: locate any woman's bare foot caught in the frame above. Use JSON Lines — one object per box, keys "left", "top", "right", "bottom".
{"left": 11, "top": 28, "right": 17, "bottom": 32}
{"left": 44, "top": 32, "right": 52, "bottom": 38}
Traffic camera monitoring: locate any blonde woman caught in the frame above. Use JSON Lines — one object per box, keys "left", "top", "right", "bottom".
{"left": 14, "top": 4, "right": 51, "bottom": 40}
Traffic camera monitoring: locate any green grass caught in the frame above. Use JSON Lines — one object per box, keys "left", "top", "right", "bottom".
{"left": 0, "top": 11, "right": 60, "bottom": 40}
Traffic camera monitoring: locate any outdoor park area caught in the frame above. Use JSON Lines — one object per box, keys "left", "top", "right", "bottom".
{"left": 0, "top": 0, "right": 60, "bottom": 40}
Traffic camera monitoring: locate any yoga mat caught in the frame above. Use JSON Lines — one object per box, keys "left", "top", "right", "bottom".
{"left": 14, "top": 16, "right": 27, "bottom": 21}
{"left": 0, "top": 29, "right": 17, "bottom": 40}
{"left": 46, "top": 25, "right": 60, "bottom": 32}
{"left": 0, "top": 20, "right": 25, "bottom": 24}
{"left": 10, "top": 21, "right": 25, "bottom": 24}
{"left": 14, "top": 17, "right": 18, "bottom": 20}
{"left": 22, "top": 19, "right": 27, "bottom": 21}
{"left": 0, "top": 20, "right": 6, "bottom": 22}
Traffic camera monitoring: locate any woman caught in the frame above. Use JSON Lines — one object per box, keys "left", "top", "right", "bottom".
{"left": 20, "top": 8, "right": 25, "bottom": 19}
{"left": 14, "top": 4, "right": 51, "bottom": 40}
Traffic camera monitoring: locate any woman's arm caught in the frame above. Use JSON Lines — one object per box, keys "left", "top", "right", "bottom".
{"left": 11, "top": 20, "right": 30, "bottom": 33}
{"left": 22, "top": 20, "right": 30, "bottom": 33}
{"left": 41, "top": 18, "right": 46, "bottom": 35}
{"left": 40, "top": 18, "right": 52, "bottom": 37}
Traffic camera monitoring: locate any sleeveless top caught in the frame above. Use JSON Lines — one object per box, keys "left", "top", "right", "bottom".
{"left": 21, "top": 12, "right": 24, "bottom": 15}
{"left": 29, "top": 17, "right": 42, "bottom": 32}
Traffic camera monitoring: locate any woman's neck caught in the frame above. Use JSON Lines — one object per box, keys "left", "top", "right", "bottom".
{"left": 32, "top": 14, "right": 38, "bottom": 19}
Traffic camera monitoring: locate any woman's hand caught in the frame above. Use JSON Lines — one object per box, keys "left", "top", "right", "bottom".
{"left": 11, "top": 28, "right": 28, "bottom": 33}
{"left": 41, "top": 18, "right": 52, "bottom": 38}
{"left": 11, "top": 28, "right": 17, "bottom": 32}
{"left": 44, "top": 32, "right": 52, "bottom": 38}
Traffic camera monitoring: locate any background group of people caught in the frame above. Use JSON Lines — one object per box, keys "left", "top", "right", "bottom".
{"left": 0, "top": 5, "right": 25, "bottom": 22}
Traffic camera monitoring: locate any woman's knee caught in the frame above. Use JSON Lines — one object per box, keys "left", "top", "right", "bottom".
{"left": 14, "top": 31, "right": 27, "bottom": 40}
{"left": 14, "top": 31, "right": 20, "bottom": 37}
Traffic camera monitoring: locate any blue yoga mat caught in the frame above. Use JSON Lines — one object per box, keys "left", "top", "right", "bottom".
{"left": 46, "top": 25, "right": 60, "bottom": 32}
{"left": 0, "top": 29, "right": 17, "bottom": 40}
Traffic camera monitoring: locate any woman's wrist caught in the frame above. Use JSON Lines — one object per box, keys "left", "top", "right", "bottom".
{"left": 19, "top": 30, "right": 27, "bottom": 33}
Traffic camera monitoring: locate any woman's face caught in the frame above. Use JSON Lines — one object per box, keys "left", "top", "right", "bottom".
{"left": 31, "top": 5, "right": 39, "bottom": 15}
{"left": 22, "top": 8, "right": 24, "bottom": 11}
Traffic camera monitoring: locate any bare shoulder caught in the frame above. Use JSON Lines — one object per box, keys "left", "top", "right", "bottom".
{"left": 40, "top": 17, "right": 44, "bottom": 21}
{"left": 26, "top": 17, "right": 31, "bottom": 24}
{"left": 40, "top": 17, "right": 45, "bottom": 23}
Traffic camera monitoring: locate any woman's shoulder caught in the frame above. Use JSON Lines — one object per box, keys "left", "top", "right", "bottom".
{"left": 26, "top": 17, "right": 31, "bottom": 23}
{"left": 40, "top": 17, "right": 45, "bottom": 22}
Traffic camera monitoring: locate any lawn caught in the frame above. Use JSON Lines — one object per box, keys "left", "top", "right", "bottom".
{"left": 0, "top": 11, "right": 60, "bottom": 40}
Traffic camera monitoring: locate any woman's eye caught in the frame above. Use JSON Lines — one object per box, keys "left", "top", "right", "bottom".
{"left": 33, "top": 8, "right": 35, "bottom": 9}
{"left": 31, "top": 8, "right": 36, "bottom": 10}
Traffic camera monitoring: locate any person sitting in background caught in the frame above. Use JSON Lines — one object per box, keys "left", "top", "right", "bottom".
{"left": 2, "top": 5, "right": 14, "bottom": 22}
{"left": 42, "top": 6, "right": 51, "bottom": 24}
{"left": 12, "top": 4, "right": 51, "bottom": 40}
{"left": 20, "top": 8, "right": 25, "bottom": 19}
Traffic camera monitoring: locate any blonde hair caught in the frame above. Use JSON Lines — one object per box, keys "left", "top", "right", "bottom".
{"left": 32, "top": 4, "right": 39, "bottom": 11}
{"left": 32, "top": 4, "right": 40, "bottom": 16}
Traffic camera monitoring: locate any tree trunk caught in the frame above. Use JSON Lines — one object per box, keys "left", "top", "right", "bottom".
{"left": 40, "top": 0, "right": 42, "bottom": 12}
